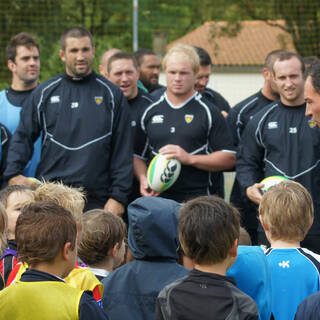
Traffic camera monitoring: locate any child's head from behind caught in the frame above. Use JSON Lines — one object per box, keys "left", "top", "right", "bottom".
{"left": 179, "top": 195, "right": 240, "bottom": 265}
{"left": 259, "top": 181, "right": 313, "bottom": 242}
{"left": 33, "top": 181, "right": 85, "bottom": 227}
{"left": 0, "top": 185, "right": 34, "bottom": 240}
{"left": 16, "top": 201, "right": 77, "bottom": 277}
{"left": 78, "top": 209, "right": 127, "bottom": 269}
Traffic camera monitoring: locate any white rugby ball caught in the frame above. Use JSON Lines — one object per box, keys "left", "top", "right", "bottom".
{"left": 260, "top": 176, "right": 289, "bottom": 193}
{"left": 147, "top": 154, "right": 181, "bottom": 193}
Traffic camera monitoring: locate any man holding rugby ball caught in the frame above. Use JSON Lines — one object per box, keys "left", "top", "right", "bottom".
{"left": 135, "top": 44, "right": 235, "bottom": 203}
{"left": 237, "top": 51, "right": 320, "bottom": 252}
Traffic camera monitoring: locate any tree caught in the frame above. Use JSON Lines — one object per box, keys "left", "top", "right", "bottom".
{"left": 234, "top": 0, "right": 320, "bottom": 57}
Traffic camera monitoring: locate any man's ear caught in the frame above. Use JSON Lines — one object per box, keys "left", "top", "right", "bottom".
{"left": 99, "top": 64, "right": 107, "bottom": 77}
{"left": 8, "top": 59, "right": 16, "bottom": 73}
{"left": 262, "top": 67, "right": 269, "bottom": 80}
{"left": 59, "top": 49, "right": 65, "bottom": 62}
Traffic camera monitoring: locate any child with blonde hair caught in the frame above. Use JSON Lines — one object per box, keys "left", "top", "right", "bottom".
{"left": 259, "top": 180, "right": 320, "bottom": 320}
{"left": 0, "top": 201, "right": 109, "bottom": 319}
{"left": 6, "top": 181, "right": 103, "bottom": 304}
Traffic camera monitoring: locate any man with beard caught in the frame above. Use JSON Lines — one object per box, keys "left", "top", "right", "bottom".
{"left": 4, "top": 27, "right": 133, "bottom": 215}
{"left": 134, "top": 49, "right": 163, "bottom": 93}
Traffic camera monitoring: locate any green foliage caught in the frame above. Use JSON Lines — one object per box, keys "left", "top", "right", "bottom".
{"left": 0, "top": 0, "right": 318, "bottom": 86}
{"left": 235, "top": 0, "right": 320, "bottom": 57}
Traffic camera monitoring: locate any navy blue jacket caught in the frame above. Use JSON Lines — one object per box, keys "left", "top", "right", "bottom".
{"left": 102, "top": 197, "right": 189, "bottom": 320}
{"left": 237, "top": 101, "right": 320, "bottom": 234}
{"left": 0, "top": 123, "right": 10, "bottom": 186}
{"left": 295, "top": 291, "right": 320, "bottom": 320}
{"left": 4, "top": 72, "right": 133, "bottom": 206}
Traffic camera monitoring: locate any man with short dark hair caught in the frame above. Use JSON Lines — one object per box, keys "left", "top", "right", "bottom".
{"left": 134, "top": 49, "right": 162, "bottom": 92}
{"left": 0, "top": 32, "right": 41, "bottom": 178}
{"left": 193, "top": 46, "right": 232, "bottom": 199}
{"left": 4, "top": 27, "right": 133, "bottom": 216}
{"left": 305, "top": 62, "right": 320, "bottom": 128}
{"left": 107, "top": 51, "right": 154, "bottom": 201}
{"left": 237, "top": 51, "right": 320, "bottom": 252}
{"left": 193, "top": 46, "right": 230, "bottom": 117}
{"left": 228, "top": 50, "right": 283, "bottom": 244}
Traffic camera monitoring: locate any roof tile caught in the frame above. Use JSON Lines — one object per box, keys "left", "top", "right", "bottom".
{"left": 168, "top": 20, "right": 296, "bottom": 66}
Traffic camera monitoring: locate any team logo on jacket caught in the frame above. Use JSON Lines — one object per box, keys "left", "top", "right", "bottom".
{"left": 95, "top": 96, "right": 103, "bottom": 105}
{"left": 152, "top": 115, "right": 164, "bottom": 124}
{"left": 185, "top": 114, "right": 194, "bottom": 124}
{"left": 268, "top": 121, "right": 278, "bottom": 129}
{"left": 50, "top": 96, "right": 60, "bottom": 103}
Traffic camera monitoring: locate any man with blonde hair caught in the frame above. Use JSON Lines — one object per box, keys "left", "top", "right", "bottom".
{"left": 260, "top": 181, "right": 320, "bottom": 320}
{"left": 135, "top": 43, "right": 235, "bottom": 202}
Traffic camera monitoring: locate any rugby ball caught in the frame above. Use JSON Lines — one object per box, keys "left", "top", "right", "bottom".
{"left": 27, "top": 177, "right": 42, "bottom": 185}
{"left": 147, "top": 154, "right": 181, "bottom": 193}
{"left": 260, "top": 176, "right": 289, "bottom": 193}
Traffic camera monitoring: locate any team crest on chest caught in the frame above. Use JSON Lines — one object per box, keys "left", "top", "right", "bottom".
{"left": 95, "top": 96, "right": 103, "bottom": 105}
{"left": 185, "top": 114, "right": 194, "bottom": 124}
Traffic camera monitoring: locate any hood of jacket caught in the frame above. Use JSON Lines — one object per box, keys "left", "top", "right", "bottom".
{"left": 128, "top": 196, "right": 181, "bottom": 260}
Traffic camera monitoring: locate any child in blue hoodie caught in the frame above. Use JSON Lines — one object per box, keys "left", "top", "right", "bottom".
{"left": 102, "top": 196, "right": 189, "bottom": 320}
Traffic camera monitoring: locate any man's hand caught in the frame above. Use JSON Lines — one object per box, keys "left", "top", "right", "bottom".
{"left": 8, "top": 175, "right": 32, "bottom": 186}
{"left": 159, "top": 144, "right": 192, "bottom": 165}
{"left": 104, "top": 198, "right": 125, "bottom": 216}
{"left": 221, "top": 110, "right": 228, "bottom": 118}
{"left": 139, "top": 175, "right": 160, "bottom": 197}
{"left": 246, "top": 183, "right": 264, "bottom": 205}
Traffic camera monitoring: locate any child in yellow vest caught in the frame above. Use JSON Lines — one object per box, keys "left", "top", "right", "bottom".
{"left": 6, "top": 181, "right": 103, "bottom": 303}
{"left": 0, "top": 201, "right": 109, "bottom": 320}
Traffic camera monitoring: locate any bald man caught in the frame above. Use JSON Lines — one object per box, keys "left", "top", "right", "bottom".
{"left": 99, "top": 48, "right": 121, "bottom": 78}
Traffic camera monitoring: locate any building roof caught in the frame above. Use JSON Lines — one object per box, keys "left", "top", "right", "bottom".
{"left": 167, "top": 20, "right": 296, "bottom": 66}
